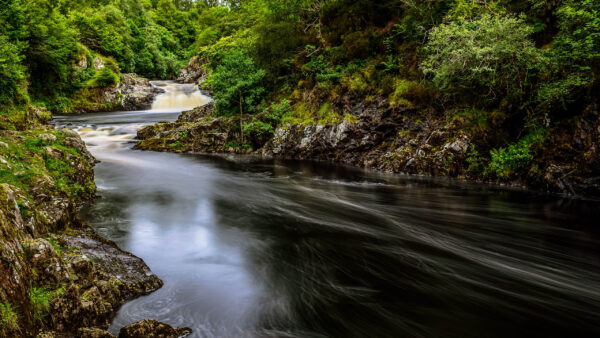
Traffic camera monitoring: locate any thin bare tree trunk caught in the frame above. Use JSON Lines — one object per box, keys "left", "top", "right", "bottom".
{"left": 239, "top": 93, "right": 244, "bottom": 143}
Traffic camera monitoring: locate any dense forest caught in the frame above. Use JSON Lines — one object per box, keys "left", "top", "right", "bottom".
{"left": 2, "top": 0, "right": 599, "bottom": 183}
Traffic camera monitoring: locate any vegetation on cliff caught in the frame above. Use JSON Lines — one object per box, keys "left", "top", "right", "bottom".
{"left": 0, "top": 0, "right": 218, "bottom": 113}
{"left": 140, "top": 0, "right": 598, "bottom": 195}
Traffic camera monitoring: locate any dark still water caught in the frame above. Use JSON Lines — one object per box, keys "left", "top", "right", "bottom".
{"left": 55, "top": 97, "right": 600, "bottom": 337}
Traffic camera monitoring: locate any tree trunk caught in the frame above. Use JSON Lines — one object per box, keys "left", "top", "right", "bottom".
{"left": 239, "top": 93, "right": 244, "bottom": 143}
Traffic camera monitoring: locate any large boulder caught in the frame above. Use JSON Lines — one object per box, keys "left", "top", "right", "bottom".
{"left": 176, "top": 56, "right": 207, "bottom": 84}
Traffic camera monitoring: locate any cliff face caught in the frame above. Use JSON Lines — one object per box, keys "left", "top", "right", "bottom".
{"left": 0, "top": 110, "right": 163, "bottom": 336}
{"left": 176, "top": 56, "right": 207, "bottom": 84}
{"left": 135, "top": 98, "right": 600, "bottom": 198}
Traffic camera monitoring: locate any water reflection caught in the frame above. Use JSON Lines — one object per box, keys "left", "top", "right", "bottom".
{"left": 54, "top": 94, "right": 600, "bottom": 337}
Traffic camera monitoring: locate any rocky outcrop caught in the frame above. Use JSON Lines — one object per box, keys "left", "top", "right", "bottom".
{"left": 135, "top": 93, "right": 599, "bottom": 197}
{"left": 263, "top": 98, "right": 474, "bottom": 177}
{"left": 134, "top": 103, "right": 253, "bottom": 154}
{"left": 176, "top": 56, "right": 207, "bottom": 84}
{"left": 71, "top": 74, "right": 160, "bottom": 113}
{"left": 263, "top": 98, "right": 600, "bottom": 197}
{"left": 0, "top": 110, "right": 164, "bottom": 336}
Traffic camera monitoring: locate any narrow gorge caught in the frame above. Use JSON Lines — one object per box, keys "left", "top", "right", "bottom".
{"left": 1, "top": 1, "right": 599, "bottom": 337}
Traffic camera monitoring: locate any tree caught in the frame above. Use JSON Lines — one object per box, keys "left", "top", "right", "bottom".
{"left": 0, "top": 36, "right": 27, "bottom": 105}
{"left": 205, "top": 50, "right": 265, "bottom": 142}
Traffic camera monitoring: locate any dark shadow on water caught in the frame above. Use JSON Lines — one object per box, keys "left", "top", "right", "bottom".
{"left": 64, "top": 109, "right": 600, "bottom": 338}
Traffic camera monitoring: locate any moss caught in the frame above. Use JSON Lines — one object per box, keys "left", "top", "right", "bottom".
{"left": 389, "top": 79, "right": 419, "bottom": 108}
{"left": 46, "top": 237, "right": 63, "bottom": 256}
{"left": 0, "top": 302, "right": 19, "bottom": 333}
{"left": 343, "top": 114, "right": 358, "bottom": 123}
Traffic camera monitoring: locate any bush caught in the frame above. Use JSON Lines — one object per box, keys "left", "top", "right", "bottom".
{"left": 85, "top": 67, "right": 119, "bottom": 88}
{"left": 487, "top": 129, "right": 546, "bottom": 179}
{"left": 422, "top": 14, "right": 546, "bottom": 106}
{"left": 243, "top": 120, "right": 274, "bottom": 148}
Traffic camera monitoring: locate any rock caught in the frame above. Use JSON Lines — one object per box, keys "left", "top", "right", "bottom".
{"left": 78, "top": 327, "right": 117, "bottom": 338}
{"left": 177, "top": 102, "right": 215, "bottom": 123}
{"left": 119, "top": 74, "right": 160, "bottom": 111}
{"left": 26, "top": 238, "right": 69, "bottom": 285}
{"left": 70, "top": 73, "right": 160, "bottom": 113}
{"left": 176, "top": 56, "right": 206, "bottom": 84}
{"left": 47, "top": 231, "right": 164, "bottom": 332}
{"left": 442, "top": 135, "right": 469, "bottom": 154}
{"left": 77, "top": 57, "right": 88, "bottom": 69}
{"left": 93, "top": 57, "right": 105, "bottom": 69}
{"left": 119, "top": 319, "right": 192, "bottom": 338}
{"left": 40, "top": 134, "right": 58, "bottom": 143}
{"left": 135, "top": 104, "right": 245, "bottom": 154}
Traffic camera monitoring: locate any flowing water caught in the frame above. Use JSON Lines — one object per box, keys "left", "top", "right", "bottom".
{"left": 54, "top": 82, "right": 600, "bottom": 338}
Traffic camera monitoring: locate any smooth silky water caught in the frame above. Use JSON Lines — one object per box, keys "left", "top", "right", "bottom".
{"left": 53, "top": 82, "right": 600, "bottom": 337}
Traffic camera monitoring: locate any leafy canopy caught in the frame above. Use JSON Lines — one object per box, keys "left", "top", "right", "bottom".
{"left": 205, "top": 50, "right": 265, "bottom": 116}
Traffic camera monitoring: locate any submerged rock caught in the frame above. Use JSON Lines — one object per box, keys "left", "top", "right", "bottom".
{"left": 119, "top": 319, "right": 192, "bottom": 338}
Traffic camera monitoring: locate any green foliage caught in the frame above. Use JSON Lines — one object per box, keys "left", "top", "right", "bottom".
{"left": 28, "top": 287, "right": 52, "bottom": 321}
{"left": 46, "top": 238, "right": 63, "bottom": 256}
{"left": 536, "top": 0, "right": 600, "bottom": 110}
{"left": 487, "top": 129, "right": 547, "bottom": 179}
{"left": 0, "top": 302, "right": 19, "bottom": 333}
{"left": 85, "top": 67, "right": 120, "bottom": 88}
{"left": 301, "top": 46, "right": 342, "bottom": 87}
{"left": 243, "top": 120, "right": 274, "bottom": 147}
{"left": 0, "top": 36, "right": 27, "bottom": 106}
{"left": 266, "top": 99, "right": 291, "bottom": 121}
{"left": 423, "top": 14, "right": 546, "bottom": 106}
{"left": 224, "top": 141, "right": 252, "bottom": 150}
{"left": 205, "top": 50, "right": 265, "bottom": 116}
{"left": 465, "top": 144, "right": 486, "bottom": 175}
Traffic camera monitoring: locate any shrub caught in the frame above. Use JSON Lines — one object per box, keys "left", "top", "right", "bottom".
{"left": 85, "top": 67, "right": 119, "bottom": 88}
{"left": 536, "top": 0, "right": 600, "bottom": 109}
{"left": 243, "top": 120, "right": 274, "bottom": 148}
{"left": 266, "top": 99, "right": 290, "bottom": 121}
{"left": 487, "top": 129, "right": 546, "bottom": 179}
{"left": 204, "top": 50, "right": 265, "bottom": 116}
{"left": 422, "top": 14, "right": 546, "bottom": 106}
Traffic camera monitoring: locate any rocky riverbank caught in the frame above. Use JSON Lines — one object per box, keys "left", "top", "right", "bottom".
{"left": 0, "top": 108, "right": 186, "bottom": 337}
{"left": 70, "top": 73, "right": 161, "bottom": 113}
{"left": 135, "top": 97, "right": 600, "bottom": 198}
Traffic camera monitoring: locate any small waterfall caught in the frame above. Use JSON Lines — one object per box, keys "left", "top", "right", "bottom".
{"left": 150, "top": 81, "right": 210, "bottom": 111}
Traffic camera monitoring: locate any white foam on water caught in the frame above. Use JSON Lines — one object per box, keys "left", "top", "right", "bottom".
{"left": 151, "top": 81, "right": 211, "bottom": 112}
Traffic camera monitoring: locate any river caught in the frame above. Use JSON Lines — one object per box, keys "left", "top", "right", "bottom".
{"left": 53, "top": 82, "right": 600, "bottom": 338}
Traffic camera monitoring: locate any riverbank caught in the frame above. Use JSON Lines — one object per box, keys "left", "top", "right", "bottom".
{"left": 135, "top": 97, "right": 600, "bottom": 198}
{"left": 0, "top": 107, "right": 188, "bottom": 336}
